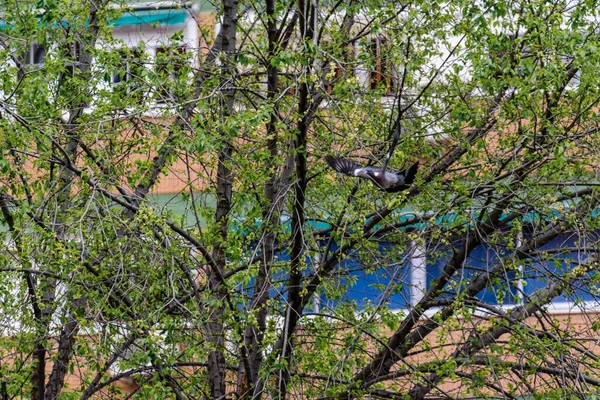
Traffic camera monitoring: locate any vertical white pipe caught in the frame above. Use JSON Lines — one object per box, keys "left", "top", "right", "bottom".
{"left": 515, "top": 229, "right": 524, "bottom": 305}
{"left": 313, "top": 253, "right": 321, "bottom": 313}
{"left": 410, "top": 240, "right": 426, "bottom": 307}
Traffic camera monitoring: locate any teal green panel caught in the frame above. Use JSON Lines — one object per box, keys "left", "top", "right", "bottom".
{"left": 111, "top": 9, "right": 188, "bottom": 27}
{"left": 149, "top": 192, "right": 216, "bottom": 228}
{"left": 196, "top": 1, "right": 218, "bottom": 13}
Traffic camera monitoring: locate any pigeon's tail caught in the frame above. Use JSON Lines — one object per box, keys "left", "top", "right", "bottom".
{"left": 324, "top": 155, "right": 360, "bottom": 176}
{"left": 403, "top": 161, "right": 419, "bottom": 185}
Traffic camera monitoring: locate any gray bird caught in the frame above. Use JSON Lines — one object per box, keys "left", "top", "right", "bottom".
{"left": 325, "top": 155, "right": 418, "bottom": 193}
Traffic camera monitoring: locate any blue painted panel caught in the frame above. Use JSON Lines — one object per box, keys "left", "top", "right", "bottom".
{"left": 334, "top": 242, "right": 412, "bottom": 309}
{"left": 242, "top": 232, "right": 599, "bottom": 311}
{"left": 523, "top": 234, "right": 599, "bottom": 303}
{"left": 426, "top": 243, "right": 519, "bottom": 305}
{"left": 243, "top": 241, "right": 413, "bottom": 311}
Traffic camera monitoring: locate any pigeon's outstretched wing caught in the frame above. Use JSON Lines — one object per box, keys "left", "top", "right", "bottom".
{"left": 324, "top": 155, "right": 375, "bottom": 179}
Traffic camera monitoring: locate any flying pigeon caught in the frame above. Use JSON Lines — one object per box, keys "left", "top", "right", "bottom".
{"left": 325, "top": 155, "right": 419, "bottom": 193}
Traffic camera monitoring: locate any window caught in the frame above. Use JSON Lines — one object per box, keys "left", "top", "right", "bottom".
{"left": 112, "top": 48, "right": 146, "bottom": 97}
{"left": 368, "top": 37, "right": 395, "bottom": 94}
{"left": 154, "top": 45, "right": 187, "bottom": 103}
{"left": 24, "top": 42, "right": 45, "bottom": 65}
{"left": 277, "top": 73, "right": 296, "bottom": 96}
{"left": 64, "top": 41, "right": 82, "bottom": 75}
{"left": 321, "top": 40, "right": 353, "bottom": 94}
{"left": 324, "top": 61, "right": 343, "bottom": 94}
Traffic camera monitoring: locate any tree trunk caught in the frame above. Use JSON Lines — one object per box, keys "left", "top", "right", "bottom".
{"left": 208, "top": 0, "right": 239, "bottom": 396}
{"left": 278, "top": 1, "right": 314, "bottom": 398}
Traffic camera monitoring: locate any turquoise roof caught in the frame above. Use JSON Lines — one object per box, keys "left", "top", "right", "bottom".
{"left": 111, "top": 8, "right": 188, "bottom": 27}
{"left": 125, "top": 0, "right": 217, "bottom": 12}
{"left": 1, "top": 3, "right": 216, "bottom": 30}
